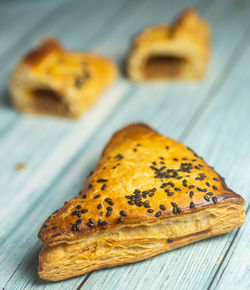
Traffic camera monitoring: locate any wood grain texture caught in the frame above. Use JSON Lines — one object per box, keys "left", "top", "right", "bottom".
{"left": 0, "top": 0, "right": 249, "bottom": 289}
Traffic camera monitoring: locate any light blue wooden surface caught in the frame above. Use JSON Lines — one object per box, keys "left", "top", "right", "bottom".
{"left": 0, "top": 0, "right": 249, "bottom": 289}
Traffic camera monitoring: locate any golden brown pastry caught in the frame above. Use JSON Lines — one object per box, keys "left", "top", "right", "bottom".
{"left": 127, "top": 8, "right": 210, "bottom": 81}
{"left": 38, "top": 123, "right": 245, "bottom": 281}
{"left": 9, "top": 38, "right": 118, "bottom": 118}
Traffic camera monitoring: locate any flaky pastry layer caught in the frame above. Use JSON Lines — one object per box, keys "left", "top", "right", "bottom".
{"left": 127, "top": 8, "right": 210, "bottom": 81}
{"left": 39, "top": 202, "right": 245, "bottom": 281}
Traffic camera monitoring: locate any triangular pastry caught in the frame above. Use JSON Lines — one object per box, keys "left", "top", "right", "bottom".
{"left": 9, "top": 38, "right": 117, "bottom": 118}
{"left": 127, "top": 8, "right": 210, "bottom": 81}
{"left": 38, "top": 123, "right": 245, "bottom": 281}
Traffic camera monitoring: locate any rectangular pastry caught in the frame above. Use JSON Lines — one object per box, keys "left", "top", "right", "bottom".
{"left": 9, "top": 38, "right": 118, "bottom": 118}
{"left": 38, "top": 123, "right": 245, "bottom": 281}
{"left": 127, "top": 8, "right": 210, "bottom": 81}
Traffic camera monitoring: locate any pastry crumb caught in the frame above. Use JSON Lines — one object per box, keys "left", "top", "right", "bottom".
{"left": 15, "top": 163, "right": 27, "bottom": 171}
{"left": 216, "top": 255, "right": 223, "bottom": 264}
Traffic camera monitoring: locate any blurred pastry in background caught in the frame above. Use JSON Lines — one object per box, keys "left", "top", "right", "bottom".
{"left": 9, "top": 38, "right": 118, "bottom": 119}
{"left": 127, "top": 8, "right": 210, "bottom": 82}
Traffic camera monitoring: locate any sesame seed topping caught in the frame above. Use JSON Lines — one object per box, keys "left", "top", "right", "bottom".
{"left": 189, "top": 191, "right": 194, "bottom": 198}
{"left": 52, "top": 226, "right": 57, "bottom": 230}
{"left": 212, "top": 196, "right": 217, "bottom": 204}
{"left": 97, "top": 204, "right": 102, "bottom": 209}
{"left": 159, "top": 204, "right": 166, "bottom": 210}
{"left": 212, "top": 185, "right": 218, "bottom": 190}
{"left": 155, "top": 211, "right": 162, "bottom": 217}
{"left": 94, "top": 194, "right": 100, "bottom": 199}
{"left": 204, "top": 195, "right": 210, "bottom": 202}
{"left": 167, "top": 238, "right": 173, "bottom": 243}
{"left": 190, "top": 202, "right": 194, "bottom": 209}
{"left": 101, "top": 184, "right": 106, "bottom": 190}
{"left": 120, "top": 211, "right": 127, "bottom": 216}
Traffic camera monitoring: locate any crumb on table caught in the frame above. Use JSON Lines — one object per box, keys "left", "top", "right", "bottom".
{"left": 15, "top": 163, "right": 27, "bottom": 171}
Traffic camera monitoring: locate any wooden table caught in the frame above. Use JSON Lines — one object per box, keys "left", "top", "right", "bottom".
{"left": 0, "top": 0, "right": 249, "bottom": 289}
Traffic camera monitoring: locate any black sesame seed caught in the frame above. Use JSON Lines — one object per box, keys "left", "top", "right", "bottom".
{"left": 128, "top": 201, "right": 134, "bottom": 205}
{"left": 173, "top": 158, "right": 178, "bottom": 161}
{"left": 171, "top": 202, "right": 177, "bottom": 207}
{"left": 97, "top": 204, "right": 102, "bottom": 209}
{"left": 212, "top": 196, "right": 217, "bottom": 204}
{"left": 52, "top": 226, "right": 57, "bottom": 230}
{"left": 115, "top": 154, "right": 123, "bottom": 160}
{"left": 206, "top": 182, "right": 210, "bottom": 187}
{"left": 189, "top": 185, "right": 194, "bottom": 189}
{"left": 88, "top": 184, "right": 93, "bottom": 189}
{"left": 133, "top": 148, "right": 137, "bottom": 152}
{"left": 89, "top": 218, "right": 94, "bottom": 224}
{"left": 175, "top": 188, "right": 181, "bottom": 191}
{"left": 204, "top": 195, "right": 210, "bottom": 202}
{"left": 165, "top": 146, "right": 169, "bottom": 150}
{"left": 42, "top": 224, "right": 48, "bottom": 228}
{"left": 97, "top": 178, "right": 108, "bottom": 183}
{"left": 100, "top": 212, "right": 103, "bottom": 216}
{"left": 155, "top": 211, "right": 162, "bottom": 217}
{"left": 161, "top": 183, "right": 168, "bottom": 189}
{"left": 101, "top": 220, "right": 107, "bottom": 226}
{"left": 81, "top": 209, "right": 88, "bottom": 213}
{"left": 213, "top": 177, "right": 219, "bottom": 181}
{"left": 159, "top": 204, "right": 166, "bottom": 210}
{"left": 190, "top": 202, "right": 194, "bottom": 209}
{"left": 207, "top": 192, "right": 213, "bottom": 196}
{"left": 101, "top": 184, "right": 106, "bottom": 190}
{"left": 87, "top": 222, "right": 94, "bottom": 228}
{"left": 167, "top": 238, "right": 173, "bottom": 243}
{"left": 183, "top": 179, "right": 188, "bottom": 187}
{"left": 76, "top": 205, "right": 81, "bottom": 209}
{"left": 189, "top": 191, "right": 194, "bottom": 198}
{"left": 106, "top": 208, "right": 112, "bottom": 217}
{"left": 76, "top": 219, "right": 82, "bottom": 224}
{"left": 117, "top": 216, "right": 125, "bottom": 223}
{"left": 82, "top": 194, "right": 87, "bottom": 199}
{"left": 212, "top": 185, "right": 218, "bottom": 190}
{"left": 168, "top": 192, "right": 174, "bottom": 196}
{"left": 147, "top": 209, "right": 154, "bottom": 213}
{"left": 173, "top": 207, "right": 178, "bottom": 214}
{"left": 176, "top": 207, "right": 182, "bottom": 214}
{"left": 72, "top": 224, "right": 77, "bottom": 231}
{"left": 94, "top": 194, "right": 100, "bottom": 199}
{"left": 98, "top": 219, "right": 103, "bottom": 227}
{"left": 120, "top": 210, "right": 127, "bottom": 216}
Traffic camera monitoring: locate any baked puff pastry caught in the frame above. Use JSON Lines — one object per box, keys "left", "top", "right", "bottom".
{"left": 127, "top": 8, "right": 210, "bottom": 81}
{"left": 9, "top": 38, "right": 117, "bottom": 118}
{"left": 38, "top": 123, "right": 245, "bottom": 281}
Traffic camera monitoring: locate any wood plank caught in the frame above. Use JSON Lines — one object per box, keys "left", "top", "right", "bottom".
{"left": 0, "top": 0, "right": 68, "bottom": 57}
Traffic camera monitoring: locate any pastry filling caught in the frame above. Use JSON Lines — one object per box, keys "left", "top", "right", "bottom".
{"left": 30, "top": 88, "right": 69, "bottom": 115}
{"left": 143, "top": 55, "right": 186, "bottom": 79}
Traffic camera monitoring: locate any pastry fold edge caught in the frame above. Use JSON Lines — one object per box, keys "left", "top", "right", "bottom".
{"left": 39, "top": 201, "right": 245, "bottom": 281}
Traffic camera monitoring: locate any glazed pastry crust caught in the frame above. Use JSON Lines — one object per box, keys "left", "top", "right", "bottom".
{"left": 9, "top": 38, "right": 118, "bottom": 118}
{"left": 127, "top": 8, "right": 210, "bottom": 81}
{"left": 38, "top": 123, "right": 245, "bottom": 281}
